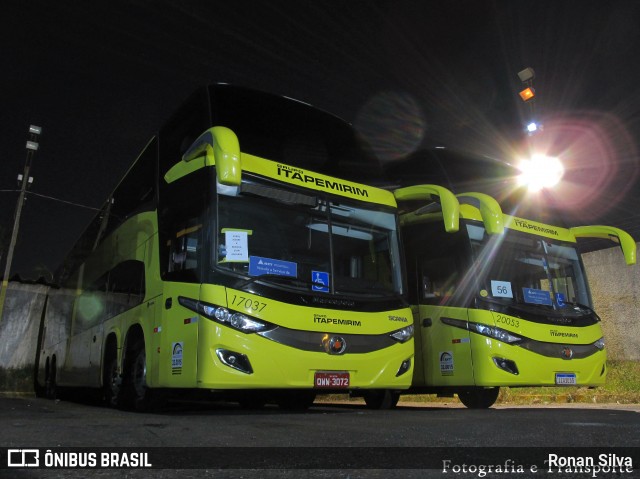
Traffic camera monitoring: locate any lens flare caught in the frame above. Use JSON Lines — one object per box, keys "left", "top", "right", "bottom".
{"left": 355, "top": 91, "right": 426, "bottom": 162}
{"left": 511, "top": 111, "right": 639, "bottom": 221}
{"left": 517, "top": 155, "right": 565, "bottom": 192}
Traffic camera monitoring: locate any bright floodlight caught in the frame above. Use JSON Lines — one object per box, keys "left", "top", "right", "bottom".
{"left": 526, "top": 122, "right": 538, "bottom": 133}
{"left": 519, "top": 87, "right": 535, "bottom": 102}
{"left": 517, "top": 155, "right": 564, "bottom": 192}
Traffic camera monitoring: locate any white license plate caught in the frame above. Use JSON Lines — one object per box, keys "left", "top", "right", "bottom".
{"left": 314, "top": 371, "right": 350, "bottom": 389}
{"left": 555, "top": 373, "right": 577, "bottom": 385}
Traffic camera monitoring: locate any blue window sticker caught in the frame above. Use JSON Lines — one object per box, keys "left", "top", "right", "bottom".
{"left": 556, "top": 292, "right": 566, "bottom": 308}
{"left": 312, "top": 271, "right": 329, "bottom": 293}
{"left": 249, "top": 256, "right": 297, "bottom": 277}
{"left": 522, "top": 288, "right": 552, "bottom": 306}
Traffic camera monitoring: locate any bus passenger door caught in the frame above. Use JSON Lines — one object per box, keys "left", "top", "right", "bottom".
{"left": 160, "top": 283, "right": 201, "bottom": 388}
{"left": 158, "top": 224, "right": 203, "bottom": 388}
{"left": 418, "top": 257, "right": 474, "bottom": 387}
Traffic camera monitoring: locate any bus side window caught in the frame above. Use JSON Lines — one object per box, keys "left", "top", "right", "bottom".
{"left": 166, "top": 222, "right": 202, "bottom": 282}
{"left": 158, "top": 163, "right": 207, "bottom": 282}
{"left": 419, "top": 256, "right": 460, "bottom": 306}
{"left": 108, "top": 260, "right": 146, "bottom": 317}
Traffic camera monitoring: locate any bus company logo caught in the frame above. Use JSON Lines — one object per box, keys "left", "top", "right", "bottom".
{"left": 560, "top": 347, "right": 574, "bottom": 359}
{"left": 313, "top": 314, "right": 361, "bottom": 327}
{"left": 8, "top": 449, "right": 39, "bottom": 467}
{"left": 551, "top": 330, "right": 579, "bottom": 339}
{"left": 513, "top": 219, "right": 559, "bottom": 236}
{"left": 276, "top": 164, "right": 369, "bottom": 198}
{"left": 323, "top": 335, "right": 347, "bottom": 355}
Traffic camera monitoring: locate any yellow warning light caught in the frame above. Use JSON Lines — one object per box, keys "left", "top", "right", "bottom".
{"left": 519, "top": 87, "right": 535, "bottom": 102}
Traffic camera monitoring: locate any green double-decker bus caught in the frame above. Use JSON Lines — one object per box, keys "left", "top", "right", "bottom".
{"left": 37, "top": 85, "right": 414, "bottom": 410}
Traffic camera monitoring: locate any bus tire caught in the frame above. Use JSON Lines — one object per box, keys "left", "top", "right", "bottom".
{"left": 121, "top": 341, "right": 150, "bottom": 411}
{"left": 45, "top": 357, "right": 57, "bottom": 400}
{"left": 103, "top": 353, "right": 120, "bottom": 408}
{"left": 363, "top": 390, "right": 400, "bottom": 410}
{"left": 457, "top": 387, "right": 500, "bottom": 409}
{"left": 238, "top": 393, "right": 268, "bottom": 410}
{"left": 277, "top": 391, "right": 316, "bottom": 411}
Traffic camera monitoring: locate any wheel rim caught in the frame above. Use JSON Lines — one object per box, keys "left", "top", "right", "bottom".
{"left": 133, "top": 350, "right": 147, "bottom": 399}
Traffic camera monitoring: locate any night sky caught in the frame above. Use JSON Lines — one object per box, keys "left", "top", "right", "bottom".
{"left": 2, "top": 1, "right": 639, "bottom": 281}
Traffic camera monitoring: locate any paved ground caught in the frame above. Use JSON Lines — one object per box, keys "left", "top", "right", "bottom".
{"left": 1, "top": 394, "right": 639, "bottom": 478}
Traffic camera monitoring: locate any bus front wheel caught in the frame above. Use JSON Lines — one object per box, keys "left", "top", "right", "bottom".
{"left": 457, "top": 387, "right": 500, "bottom": 409}
{"left": 277, "top": 391, "right": 316, "bottom": 411}
{"left": 363, "top": 390, "right": 400, "bottom": 410}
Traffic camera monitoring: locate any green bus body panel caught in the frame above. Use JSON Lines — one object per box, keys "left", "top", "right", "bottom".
{"left": 79, "top": 212, "right": 157, "bottom": 288}
{"left": 151, "top": 284, "right": 414, "bottom": 389}
{"left": 415, "top": 305, "right": 606, "bottom": 388}
{"left": 56, "top": 212, "right": 161, "bottom": 388}
{"left": 243, "top": 153, "right": 396, "bottom": 207}
{"left": 166, "top": 133, "right": 398, "bottom": 207}
{"left": 503, "top": 214, "right": 575, "bottom": 242}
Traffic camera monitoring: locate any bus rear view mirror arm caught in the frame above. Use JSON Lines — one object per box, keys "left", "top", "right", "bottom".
{"left": 570, "top": 225, "right": 637, "bottom": 266}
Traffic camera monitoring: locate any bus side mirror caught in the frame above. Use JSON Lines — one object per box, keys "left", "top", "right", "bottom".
{"left": 570, "top": 225, "right": 637, "bottom": 266}
{"left": 457, "top": 192, "right": 504, "bottom": 235}
{"left": 165, "top": 126, "right": 242, "bottom": 186}
{"left": 394, "top": 184, "right": 460, "bottom": 233}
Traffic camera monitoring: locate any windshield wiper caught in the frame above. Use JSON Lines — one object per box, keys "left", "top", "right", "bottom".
{"left": 235, "top": 274, "right": 325, "bottom": 290}
{"left": 565, "top": 301, "right": 598, "bottom": 317}
{"left": 477, "top": 294, "right": 598, "bottom": 319}
{"left": 335, "top": 284, "right": 395, "bottom": 296}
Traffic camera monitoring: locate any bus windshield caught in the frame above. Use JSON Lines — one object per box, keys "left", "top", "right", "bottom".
{"left": 215, "top": 179, "right": 403, "bottom": 297}
{"left": 467, "top": 224, "right": 594, "bottom": 315}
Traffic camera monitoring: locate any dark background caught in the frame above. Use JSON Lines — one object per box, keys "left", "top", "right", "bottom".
{"left": 1, "top": 0, "right": 639, "bottom": 281}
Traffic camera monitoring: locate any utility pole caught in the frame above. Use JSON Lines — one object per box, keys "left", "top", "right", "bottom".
{"left": 0, "top": 125, "right": 42, "bottom": 322}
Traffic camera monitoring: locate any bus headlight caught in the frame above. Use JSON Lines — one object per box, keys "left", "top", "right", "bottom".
{"left": 472, "top": 323, "right": 522, "bottom": 344}
{"left": 390, "top": 325, "right": 414, "bottom": 343}
{"left": 229, "top": 313, "right": 268, "bottom": 333}
{"left": 178, "top": 296, "right": 274, "bottom": 334}
{"left": 594, "top": 337, "right": 605, "bottom": 350}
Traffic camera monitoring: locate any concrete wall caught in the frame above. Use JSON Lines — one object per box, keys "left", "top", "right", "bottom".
{"left": 0, "top": 283, "right": 49, "bottom": 391}
{"left": 0, "top": 244, "right": 638, "bottom": 391}
{"left": 582, "top": 245, "right": 640, "bottom": 360}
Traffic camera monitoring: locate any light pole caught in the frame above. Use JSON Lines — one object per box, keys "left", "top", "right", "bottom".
{"left": 0, "top": 125, "right": 41, "bottom": 323}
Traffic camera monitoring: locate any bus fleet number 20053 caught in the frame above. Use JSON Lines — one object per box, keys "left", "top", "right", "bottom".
{"left": 495, "top": 313, "right": 520, "bottom": 329}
